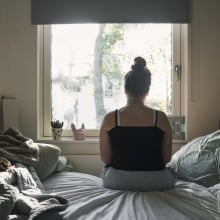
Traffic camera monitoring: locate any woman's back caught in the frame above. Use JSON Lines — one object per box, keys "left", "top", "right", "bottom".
{"left": 99, "top": 57, "right": 174, "bottom": 191}
{"left": 100, "top": 57, "right": 172, "bottom": 168}
{"left": 107, "top": 106, "right": 165, "bottom": 171}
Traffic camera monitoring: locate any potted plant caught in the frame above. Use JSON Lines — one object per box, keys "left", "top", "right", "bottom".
{"left": 51, "top": 120, "right": 64, "bottom": 140}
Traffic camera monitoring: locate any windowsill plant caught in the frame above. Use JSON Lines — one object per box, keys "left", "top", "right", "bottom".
{"left": 51, "top": 120, "right": 64, "bottom": 140}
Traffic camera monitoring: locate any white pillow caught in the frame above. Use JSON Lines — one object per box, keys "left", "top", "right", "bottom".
{"left": 100, "top": 166, "right": 176, "bottom": 191}
{"left": 167, "top": 130, "right": 220, "bottom": 186}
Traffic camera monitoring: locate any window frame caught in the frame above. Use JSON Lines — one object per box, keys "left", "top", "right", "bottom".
{"left": 40, "top": 24, "right": 187, "bottom": 138}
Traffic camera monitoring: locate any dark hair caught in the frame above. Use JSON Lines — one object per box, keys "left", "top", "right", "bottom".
{"left": 124, "top": 57, "right": 151, "bottom": 98}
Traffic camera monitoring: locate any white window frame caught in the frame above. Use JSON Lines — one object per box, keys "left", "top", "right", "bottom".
{"left": 40, "top": 24, "right": 188, "bottom": 138}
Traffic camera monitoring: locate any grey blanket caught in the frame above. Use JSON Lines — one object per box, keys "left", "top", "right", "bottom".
{"left": 0, "top": 163, "right": 68, "bottom": 220}
{"left": 0, "top": 127, "right": 39, "bottom": 166}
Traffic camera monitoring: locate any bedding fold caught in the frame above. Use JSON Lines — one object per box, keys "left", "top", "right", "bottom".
{"left": 0, "top": 163, "right": 68, "bottom": 220}
{"left": 0, "top": 126, "right": 39, "bottom": 166}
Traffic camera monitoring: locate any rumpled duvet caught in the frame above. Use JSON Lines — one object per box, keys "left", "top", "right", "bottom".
{"left": 0, "top": 126, "right": 39, "bottom": 166}
{"left": 0, "top": 163, "right": 68, "bottom": 220}
{"left": 43, "top": 172, "right": 220, "bottom": 220}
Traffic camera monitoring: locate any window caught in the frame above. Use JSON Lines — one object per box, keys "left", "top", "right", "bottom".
{"left": 42, "top": 23, "right": 185, "bottom": 137}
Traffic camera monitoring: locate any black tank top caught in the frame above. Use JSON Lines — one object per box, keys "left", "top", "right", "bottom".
{"left": 108, "top": 109, "right": 165, "bottom": 171}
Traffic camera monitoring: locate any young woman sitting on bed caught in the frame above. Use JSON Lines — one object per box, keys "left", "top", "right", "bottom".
{"left": 99, "top": 56, "right": 176, "bottom": 191}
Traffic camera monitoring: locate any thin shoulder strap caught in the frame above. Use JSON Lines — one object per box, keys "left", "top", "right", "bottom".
{"left": 114, "top": 109, "right": 120, "bottom": 126}
{"left": 114, "top": 110, "right": 118, "bottom": 126}
{"left": 153, "top": 110, "right": 158, "bottom": 126}
{"left": 117, "top": 110, "right": 120, "bottom": 126}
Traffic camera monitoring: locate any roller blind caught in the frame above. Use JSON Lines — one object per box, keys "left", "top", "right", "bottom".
{"left": 31, "top": 0, "right": 191, "bottom": 24}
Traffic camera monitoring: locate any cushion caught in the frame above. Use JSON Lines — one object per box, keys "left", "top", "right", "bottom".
{"left": 100, "top": 167, "right": 176, "bottom": 191}
{"left": 53, "top": 156, "right": 68, "bottom": 173}
{"left": 34, "top": 143, "right": 61, "bottom": 181}
{"left": 167, "top": 130, "right": 220, "bottom": 186}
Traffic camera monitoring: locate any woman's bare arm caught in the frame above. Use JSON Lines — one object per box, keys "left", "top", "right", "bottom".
{"left": 99, "top": 114, "right": 113, "bottom": 164}
{"left": 158, "top": 111, "right": 173, "bottom": 165}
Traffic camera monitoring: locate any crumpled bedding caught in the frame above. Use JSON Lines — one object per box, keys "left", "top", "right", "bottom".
{"left": 0, "top": 126, "right": 39, "bottom": 166}
{"left": 43, "top": 171, "right": 220, "bottom": 220}
{"left": 0, "top": 163, "right": 68, "bottom": 220}
{"left": 167, "top": 130, "right": 220, "bottom": 186}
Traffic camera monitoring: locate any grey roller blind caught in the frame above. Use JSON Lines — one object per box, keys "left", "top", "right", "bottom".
{"left": 31, "top": 0, "right": 191, "bottom": 24}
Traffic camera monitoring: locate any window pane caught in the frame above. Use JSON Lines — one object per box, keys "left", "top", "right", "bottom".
{"left": 50, "top": 24, "right": 172, "bottom": 129}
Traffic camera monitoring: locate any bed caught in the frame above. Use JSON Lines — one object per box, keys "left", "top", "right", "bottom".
{"left": 1, "top": 127, "right": 220, "bottom": 220}
{"left": 42, "top": 171, "right": 220, "bottom": 220}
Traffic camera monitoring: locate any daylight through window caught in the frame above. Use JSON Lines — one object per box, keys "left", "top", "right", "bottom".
{"left": 43, "top": 23, "right": 182, "bottom": 136}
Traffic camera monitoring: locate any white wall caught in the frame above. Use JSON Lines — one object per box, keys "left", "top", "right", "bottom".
{"left": 186, "top": 0, "right": 220, "bottom": 140}
{"left": 0, "top": 0, "right": 38, "bottom": 137}
{"left": 0, "top": 0, "right": 220, "bottom": 174}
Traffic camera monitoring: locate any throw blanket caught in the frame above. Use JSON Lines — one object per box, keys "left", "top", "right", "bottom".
{"left": 0, "top": 163, "right": 69, "bottom": 220}
{"left": 0, "top": 126, "right": 39, "bottom": 166}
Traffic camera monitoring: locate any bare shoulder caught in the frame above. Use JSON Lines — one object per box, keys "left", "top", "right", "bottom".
{"left": 102, "top": 110, "right": 115, "bottom": 123}
{"left": 157, "top": 110, "right": 171, "bottom": 132}
{"left": 157, "top": 110, "right": 168, "bottom": 120}
{"left": 101, "top": 110, "right": 116, "bottom": 131}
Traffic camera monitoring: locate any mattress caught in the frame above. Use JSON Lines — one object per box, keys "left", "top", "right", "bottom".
{"left": 43, "top": 171, "right": 220, "bottom": 220}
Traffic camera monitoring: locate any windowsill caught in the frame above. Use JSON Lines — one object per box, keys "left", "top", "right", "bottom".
{"left": 37, "top": 136, "right": 99, "bottom": 144}
{"left": 37, "top": 136, "right": 186, "bottom": 144}
{"left": 37, "top": 136, "right": 100, "bottom": 155}
{"left": 38, "top": 134, "right": 186, "bottom": 151}
{"left": 173, "top": 139, "right": 187, "bottom": 144}
{"left": 36, "top": 136, "right": 186, "bottom": 155}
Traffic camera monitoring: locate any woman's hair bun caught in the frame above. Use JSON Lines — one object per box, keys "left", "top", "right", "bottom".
{"left": 125, "top": 56, "right": 151, "bottom": 97}
{"left": 134, "top": 57, "right": 146, "bottom": 67}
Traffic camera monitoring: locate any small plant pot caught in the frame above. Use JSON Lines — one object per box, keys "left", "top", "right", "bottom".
{"left": 51, "top": 128, "right": 63, "bottom": 140}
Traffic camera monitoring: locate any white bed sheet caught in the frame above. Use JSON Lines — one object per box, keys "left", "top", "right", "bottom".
{"left": 43, "top": 172, "right": 220, "bottom": 220}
